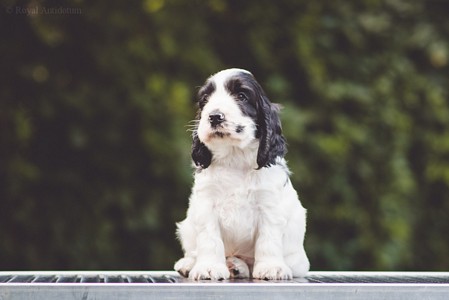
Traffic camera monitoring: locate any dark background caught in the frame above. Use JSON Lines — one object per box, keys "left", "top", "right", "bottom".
{"left": 1, "top": 0, "right": 449, "bottom": 271}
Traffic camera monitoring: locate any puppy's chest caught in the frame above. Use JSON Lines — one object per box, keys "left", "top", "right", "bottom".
{"left": 215, "top": 191, "right": 256, "bottom": 230}
{"left": 212, "top": 180, "right": 258, "bottom": 237}
{"left": 198, "top": 167, "right": 261, "bottom": 237}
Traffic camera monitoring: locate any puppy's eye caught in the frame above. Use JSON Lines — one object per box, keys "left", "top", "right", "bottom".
{"left": 237, "top": 92, "right": 248, "bottom": 101}
{"left": 200, "top": 94, "right": 209, "bottom": 105}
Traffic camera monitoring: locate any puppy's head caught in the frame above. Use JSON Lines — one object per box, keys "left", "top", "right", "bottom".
{"left": 191, "top": 68, "right": 286, "bottom": 169}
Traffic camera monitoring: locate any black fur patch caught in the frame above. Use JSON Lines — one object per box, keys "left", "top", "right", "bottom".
{"left": 225, "top": 71, "right": 287, "bottom": 168}
{"left": 224, "top": 74, "right": 258, "bottom": 122}
{"left": 197, "top": 80, "right": 216, "bottom": 109}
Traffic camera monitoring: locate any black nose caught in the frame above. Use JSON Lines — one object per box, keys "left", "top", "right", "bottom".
{"left": 208, "top": 112, "right": 225, "bottom": 127}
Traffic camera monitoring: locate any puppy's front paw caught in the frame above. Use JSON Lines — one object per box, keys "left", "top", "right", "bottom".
{"left": 189, "top": 262, "right": 230, "bottom": 280}
{"left": 253, "top": 261, "right": 292, "bottom": 280}
{"left": 174, "top": 257, "right": 196, "bottom": 277}
{"left": 226, "top": 256, "right": 250, "bottom": 279}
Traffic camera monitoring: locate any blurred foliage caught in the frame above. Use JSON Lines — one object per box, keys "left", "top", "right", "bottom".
{"left": 1, "top": 0, "right": 449, "bottom": 271}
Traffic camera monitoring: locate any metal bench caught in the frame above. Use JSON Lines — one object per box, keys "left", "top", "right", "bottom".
{"left": 1, "top": 271, "right": 449, "bottom": 299}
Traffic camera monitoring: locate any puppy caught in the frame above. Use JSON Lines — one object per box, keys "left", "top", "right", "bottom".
{"left": 174, "top": 68, "right": 309, "bottom": 280}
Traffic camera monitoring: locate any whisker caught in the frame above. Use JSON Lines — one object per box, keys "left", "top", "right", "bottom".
{"left": 186, "top": 124, "right": 198, "bottom": 134}
{"left": 185, "top": 119, "right": 199, "bottom": 133}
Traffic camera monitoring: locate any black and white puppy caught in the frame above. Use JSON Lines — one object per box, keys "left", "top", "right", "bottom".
{"left": 174, "top": 68, "right": 309, "bottom": 280}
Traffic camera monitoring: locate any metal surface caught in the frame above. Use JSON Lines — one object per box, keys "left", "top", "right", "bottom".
{"left": 1, "top": 271, "right": 449, "bottom": 299}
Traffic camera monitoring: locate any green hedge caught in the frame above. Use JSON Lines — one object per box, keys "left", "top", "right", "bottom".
{"left": 1, "top": 0, "right": 449, "bottom": 271}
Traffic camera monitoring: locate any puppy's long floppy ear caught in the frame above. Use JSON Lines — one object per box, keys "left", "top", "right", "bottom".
{"left": 256, "top": 93, "right": 287, "bottom": 169}
{"left": 191, "top": 81, "right": 215, "bottom": 169}
{"left": 191, "top": 133, "right": 212, "bottom": 169}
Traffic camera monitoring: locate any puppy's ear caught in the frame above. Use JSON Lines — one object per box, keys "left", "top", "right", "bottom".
{"left": 256, "top": 95, "right": 287, "bottom": 169}
{"left": 191, "top": 133, "right": 212, "bottom": 169}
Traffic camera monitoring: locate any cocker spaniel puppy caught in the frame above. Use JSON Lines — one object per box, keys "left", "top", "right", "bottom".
{"left": 174, "top": 68, "right": 309, "bottom": 280}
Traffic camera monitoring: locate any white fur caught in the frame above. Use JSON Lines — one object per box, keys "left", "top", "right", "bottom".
{"left": 175, "top": 69, "right": 310, "bottom": 280}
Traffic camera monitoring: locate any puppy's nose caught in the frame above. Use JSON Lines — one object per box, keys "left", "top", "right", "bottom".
{"left": 209, "top": 112, "right": 225, "bottom": 127}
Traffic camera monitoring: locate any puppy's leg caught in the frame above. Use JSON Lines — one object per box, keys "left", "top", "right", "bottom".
{"left": 253, "top": 229, "right": 292, "bottom": 280}
{"left": 285, "top": 249, "right": 309, "bottom": 278}
{"left": 283, "top": 204, "right": 310, "bottom": 277}
{"left": 253, "top": 220, "right": 292, "bottom": 279}
{"left": 187, "top": 220, "right": 230, "bottom": 280}
{"left": 174, "top": 220, "right": 197, "bottom": 277}
{"left": 226, "top": 256, "right": 250, "bottom": 279}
